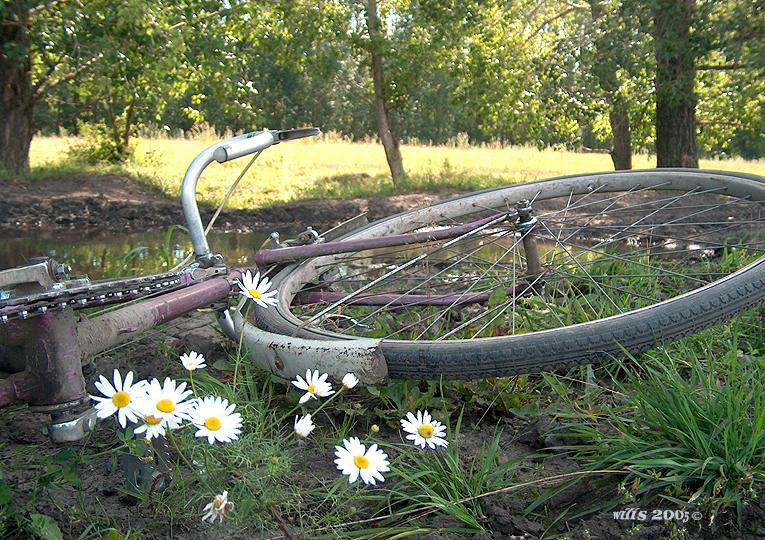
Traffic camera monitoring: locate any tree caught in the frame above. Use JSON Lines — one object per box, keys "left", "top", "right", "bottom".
{"left": 1, "top": 1, "right": 98, "bottom": 174}
{"left": 365, "top": 0, "right": 405, "bottom": 185}
{"left": 589, "top": 0, "right": 633, "bottom": 169}
{"left": 0, "top": 1, "right": 32, "bottom": 174}
{"left": 652, "top": 0, "right": 698, "bottom": 167}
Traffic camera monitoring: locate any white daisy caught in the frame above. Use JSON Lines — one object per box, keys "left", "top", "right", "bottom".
{"left": 342, "top": 373, "right": 359, "bottom": 389}
{"left": 91, "top": 369, "right": 147, "bottom": 428}
{"left": 133, "top": 410, "right": 167, "bottom": 440}
{"left": 335, "top": 437, "right": 389, "bottom": 485}
{"left": 237, "top": 270, "right": 278, "bottom": 308}
{"left": 138, "top": 377, "right": 193, "bottom": 429}
{"left": 202, "top": 490, "right": 234, "bottom": 523}
{"left": 180, "top": 350, "right": 207, "bottom": 371}
{"left": 400, "top": 410, "right": 449, "bottom": 449}
{"left": 190, "top": 396, "right": 243, "bottom": 444}
{"left": 294, "top": 414, "right": 315, "bottom": 438}
{"left": 292, "top": 369, "right": 335, "bottom": 404}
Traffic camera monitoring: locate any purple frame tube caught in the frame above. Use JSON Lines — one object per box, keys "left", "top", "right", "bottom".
{"left": 253, "top": 213, "right": 507, "bottom": 267}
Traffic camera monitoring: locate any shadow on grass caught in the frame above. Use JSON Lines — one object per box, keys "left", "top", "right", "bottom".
{"left": 293, "top": 169, "right": 525, "bottom": 202}
{"left": 10, "top": 158, "right": 173, "bottom": 200}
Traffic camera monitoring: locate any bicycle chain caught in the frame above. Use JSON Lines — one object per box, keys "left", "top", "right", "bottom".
{"left": 0, "top": 271, "right": 186, "bottom": 324}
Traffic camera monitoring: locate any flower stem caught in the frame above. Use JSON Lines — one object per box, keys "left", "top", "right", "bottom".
{"left": 167, "top": 432, "right": 213, "bottom": 491}
{"left": 233, "top": 301, "right": 252, "bottom": 389}
{"left": 277, "top": 386, "right": 346, "bottom": 425}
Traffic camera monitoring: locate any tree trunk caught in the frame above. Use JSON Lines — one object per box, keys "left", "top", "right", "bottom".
{"left": 652, "top": 0, "right": 698, "bottom": 168}
{"left": 366, "top": 0, "right": 405, "bottom": 186}
{"left": 589, "top": 0, "right": 632, "bottom": 170}
{"left": 0, "top": 2, "right": 33, "bottom": 176}
{"left": 609, "top": 100, "right": 632, "bottom": 170}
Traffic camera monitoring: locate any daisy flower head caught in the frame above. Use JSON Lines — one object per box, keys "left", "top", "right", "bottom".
{"left": 237, "top": 270, "right": 278, "bottom": 308}
{"left": 294, "top": 414, "right": 315, "bottom": 438}
{"left": 190, "top": 396, "right": 243, "bottom": 444}
{"left": 139, "top": 377, "right": 193, "bottom": 429}
{"left": 401, "top": 410, "right": 448, "bottom": 449}
{"left": 91, "top": 369, "right": 147, "bottom": 428}
{"left": 133, "top": 404, "right": 167, "bottom": 441}
{"left": 292, "top": 369, "right": 335, "bottom": 404}
{"left": 202, "top": 490, "right": 234, "bottom": 523}
{"left": 180, "top": 350, "right": 206, "bottom": 371}
{"left": 335, "top": 437, "right": 389, "bottom": 485}
{"left": 342, "top": 373, "right": 359, "bottom": 389}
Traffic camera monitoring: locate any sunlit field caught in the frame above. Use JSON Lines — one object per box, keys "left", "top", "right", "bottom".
{"left": 28, "top": 133, "right": 765, "bottom": 209}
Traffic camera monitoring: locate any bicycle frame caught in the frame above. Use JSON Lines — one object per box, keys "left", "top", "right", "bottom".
{"left": 0, "top": 128, "right": 542, "bottom": 442}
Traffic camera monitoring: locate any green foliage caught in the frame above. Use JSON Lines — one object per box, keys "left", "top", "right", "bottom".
{"left": 65, "top": 122, "right": 135, "bottom": 164}
{"left": 7, "top": 0, "right": 758, "bottom": 158}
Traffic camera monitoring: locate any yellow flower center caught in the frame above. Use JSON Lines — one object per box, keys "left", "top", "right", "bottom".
{"left": 418, "top": 424, "right": 435, "bottom": 439}
{"left": 307, "top": 384, "right": 316, "bottom": 394}
{"left": 145, "top": 415, "right": 162, "bottom": 426}
{"left": 353, "top": 455, "right": 370, "bottom": 469}
{"left": 205, "top": 417, "right": 222, "bottom": 431}
{"left": 156, "top": 399, "right": 175, "bottom": 413}
{"left": 248, "top": 288, "right": 262, "bottom": 299}
{"left": 111, "top": 391, "right": 130, "bottom": 408}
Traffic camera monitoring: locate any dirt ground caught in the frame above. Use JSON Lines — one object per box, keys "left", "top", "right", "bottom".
{"left": 2, "top": 174, "right": 765, "bottom": 538}
{"left": 0, "top": 174, "right": 450, "bottom": 233}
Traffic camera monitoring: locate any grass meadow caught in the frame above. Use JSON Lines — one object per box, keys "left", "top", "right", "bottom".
{"left": 28, "top": 133, "right": 765, "bottom": 209}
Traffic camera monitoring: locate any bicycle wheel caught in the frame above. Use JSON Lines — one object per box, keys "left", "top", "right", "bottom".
{"left": 255, "top": 169, "right": 765, "bottom": 379}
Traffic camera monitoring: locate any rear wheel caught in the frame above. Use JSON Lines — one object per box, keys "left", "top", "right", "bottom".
{"left": 255, "top": 170, "right": 765, "bottom": 379}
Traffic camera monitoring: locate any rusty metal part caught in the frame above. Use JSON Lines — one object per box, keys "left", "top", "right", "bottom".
{"left": 517, "top": 201, "right": 543, "bottom": 276}
{"left": 76, "top": 273, "right": 238, "bottom": 358}
{"left": 217, "top": 308, "right": 388, "bottom": 384}
{"left": 23, "top": 309, "right": 88, "bottom": 408}
{"left": 253, "top": 212, "right": 511, "bottom": 267}
{"left": 0, "top": 371, "right": 38, "bottom": 408}
{"left": 0, "top": 270, "right": 186, "bottom": 324}
{"left": 0, "top": 259, "right": 56, "bottom": 293}
{"left": 295, "top": 284, "right": 532, "bottom": 307}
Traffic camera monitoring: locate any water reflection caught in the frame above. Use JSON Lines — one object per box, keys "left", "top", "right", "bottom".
{"left": 1, "top": 228, "right": 290, "bottom": 280}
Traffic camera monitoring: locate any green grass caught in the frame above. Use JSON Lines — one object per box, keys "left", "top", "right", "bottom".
{"left": 529, "top": 308, "right": 765, "bottom": 528}
{"left": 26, "top": 133, "right": 765, "bottom": 210}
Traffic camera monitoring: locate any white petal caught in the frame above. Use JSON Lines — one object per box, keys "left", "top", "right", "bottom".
{"left": 124, "top": 371, "right": 134, "bottom": 390}
{"left": 113, "top": 369, "right": 123, "bottom": 391}
{"left": 94, "top": 376, "right": 115, "bottom": 397}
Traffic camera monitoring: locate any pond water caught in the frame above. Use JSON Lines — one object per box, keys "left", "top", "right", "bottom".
{"left": 0, "top": 228, "right": 295, "bottom": 280}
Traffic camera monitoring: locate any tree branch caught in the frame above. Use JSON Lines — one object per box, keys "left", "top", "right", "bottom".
{"left": 28, "top": 0, "right": 65, "bottom": 16}
{"left": 696, "top": 63, "right": 752, "bottom": 71}
{"left": 31, "top": 52, "right": 103, "bottom": 101}
{"left": 532, "top": 6, "right": 588, "bottom": 34}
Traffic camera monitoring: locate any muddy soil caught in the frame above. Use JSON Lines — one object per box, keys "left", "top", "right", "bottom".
{"left": 0, "top": 174, "right": 450, "bottom": 233}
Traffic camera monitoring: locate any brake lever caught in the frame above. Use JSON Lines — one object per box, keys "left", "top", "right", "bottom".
{"left": 272, "top": 127, "right": 321, "bottom": 143}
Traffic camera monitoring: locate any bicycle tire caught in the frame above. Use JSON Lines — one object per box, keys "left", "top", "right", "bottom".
{"left": 254, "top": 169, "right": 765, "bottom": 379}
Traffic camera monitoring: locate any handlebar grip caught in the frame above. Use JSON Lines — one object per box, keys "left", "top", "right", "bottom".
{"left": 213, "top": 131, "right": 276, "bottom": 163}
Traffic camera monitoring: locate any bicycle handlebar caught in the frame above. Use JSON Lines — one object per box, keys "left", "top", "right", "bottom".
{"left": 181, "top": 128, "right": 320, "bottom": 266}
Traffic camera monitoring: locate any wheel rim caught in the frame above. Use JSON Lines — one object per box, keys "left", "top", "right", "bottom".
{"left": 260, "top": 170, "right": 765, "bottom": 344}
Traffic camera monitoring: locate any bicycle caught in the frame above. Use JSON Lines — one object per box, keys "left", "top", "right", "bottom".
{"left": 2, "top": 127, "right": 765, "bottom": 443}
